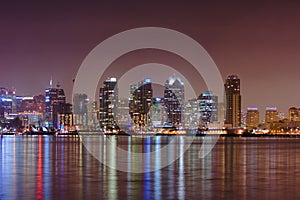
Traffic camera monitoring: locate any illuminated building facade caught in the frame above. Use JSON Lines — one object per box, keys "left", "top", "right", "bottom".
{"left": 45, "top": 83, "right": 70, "bottom": 128}
{"left": 73, "top": 93, "right": 88, "bottom": 127}
{"left": 16, "top": 95, "right": 45, "bottom": 127}
{"left": 34, "top": 94, "right": 45, "bottom": 114}
{"left": 265, "top": 107, "right": 279, "bottom": 123}
{"left": 224, "top": 75, "right": 241, "bottom": 128}
{"left": 99, "top": 77, "right": 118, "bottom": 131}
{"left": 18, "top": 95, "right": 45, "bottom": 113}
{"left": 0, "top": 97, "right": 12, "bottom": 118}
{"left": 116, "top": 98, "right": 130, "bottom": 129}
{"left": 246, "top": 107, "right": 259, "bottom": 129}
{"left": 15, "top": 96, "right": 23, "bottom": 113}
{"left": 198, "top": 91, "right": 218, "bottom": 126}
{"left": 150, "top": 97, "right": 165, "bottom": 128}
{"left": 129, "top": 78, "right": 153, "bottom": 129}
{"left": 53, "top": 102, "right": 72, "bottom": 129}
{"left": 0, "top": 87, "right": 13, "bottom": 118}
{"left": 164, "top": 75, "right": 184, "bottom": 127}
{"left": 21, "top": 97, "right": 35, "bottom": 112}
{"left": 288, "top": 107, "right": 300, "bottom": 122}
{"left": 7, "top": 88, "right": 16, "bottom": 113}
{"left": 184, "top": 99, "right": 199, "bottom": 129}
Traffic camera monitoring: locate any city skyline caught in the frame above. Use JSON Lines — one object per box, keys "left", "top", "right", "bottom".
{"left": 0, "top": 1, "right": 300, "bottom": 115}
{"left": 1, "top": 72, "right": 299, "bottom": 122}
{"left": 2, "top": 2, "right": 300, "bottom": 199}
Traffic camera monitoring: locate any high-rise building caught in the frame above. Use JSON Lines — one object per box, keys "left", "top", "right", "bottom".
{"left": 17, "top": 95, "right": 45, "bottom": 127}
{"left": 89, "top": 101, "right": 98, "bottom": 129}
{"left": 265, "top": 107, "right": 279, "bottom": 123}
{"left": 224, "top": 75, "right": 241, "bottom": 128}
{"left": 150, "top": 97, "right": 166, "bottom": 128}
{"left": 278, "top": 111, "right": 286, "bottom": 121}
{"left": 198, "top": 91, "right": 218, "bottom": 126}
{"left": 116, "top": 98, "right": 130, "bottom": 129}
{"left": 246, "top": 107, "right": 259, "bottom": 129}
{"left": 7, "top": 87, "right": 16, "bottom": 113}
{"left": 241, "top": 109, "right": 247, "bottom": 126}
{"left": 129, "top": 78, "right": 153, "bottom": 129}
{"left": 0, "top": 87, "right": 13, "bottom": 118}
{"left": 45, "top": 83, "right": 68, "bottom": 128}
{"left": 0, "top": 97, "right": 12, "bottom": 118}
{"left": 34, "top": 94, "right": 45, "bottom": 114}
{"left": 15, "top": 96, "right": 23, "bottom": 113}
{"left": 73, "top": 93, "right": 88, "bottom": 127}
{"left": 15, "top": 95, "right": 45, "bottom": 114}
{"left": 99, "top": 77, "right": 118, "bottom": 131}
{"left": 21, "top": 97, "right": 35, "bottom": 112}
{"left": 0, "top": 87, "right": 8, "bottom": 97}
{"left": 184, "top": 99, "right": 199, "bottom": 128}
{"left": 288, "top": 107, "right": 299, "bottom": 122}
{"left": 164, "top": 75, "right": 184, "bottom": 127}
{"left": 54, "top": 102, "right": 72, "bottom": 129}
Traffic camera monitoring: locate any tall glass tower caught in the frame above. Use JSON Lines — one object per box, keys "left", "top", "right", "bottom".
{"left": 45, "top": 83, "right": 67, "bottom": 128}
{"left": 129, "top": 78, "right": 153, "bottom": 129}
{"left": 164, "top": 75, "right": 184, "bottom": 127}
{"left": 198, "top": 91, "right": 218, "bottom": 126}
{"left": 99, "top": 77, "right": 118, "bottom": 132}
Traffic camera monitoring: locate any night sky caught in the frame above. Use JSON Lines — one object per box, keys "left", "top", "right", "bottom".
{"left": 1, "top": 1, "right": 300, "bottom": 116}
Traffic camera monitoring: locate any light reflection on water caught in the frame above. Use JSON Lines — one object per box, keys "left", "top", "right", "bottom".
{"left": 1, "top": 136, "right": 300, "bottom": 199}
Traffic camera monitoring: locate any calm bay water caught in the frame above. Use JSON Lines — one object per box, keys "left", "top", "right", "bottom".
{"left": 1, "top": 135, "right": 300, "bottom": 200}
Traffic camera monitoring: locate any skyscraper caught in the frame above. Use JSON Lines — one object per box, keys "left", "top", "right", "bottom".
{"left": 116, "top": 98, "right": 130, "bottom": 129}
{"left": 246, "top": 107, "right": 259, "bottom": 129}
{"left": 73, "top": 93, "right": 88, "bottom": 127}
{"left": 164, "top": 75, "right": 184, "bottom": 127}
{"left": 198, "top": 91, "right": 218, "bottom": 126}
{"left": 184, "top": 99, "right": 199, "bottom": 128}
{"left": 99, "top": 77, "right": 118, "bottom": 131}
{"left": 53, "top": 102, "right": 72, "bottom": 129}
{"left": 224, "top": 75, "right": 241, "bottom": 128}
{"left": 15, "top": 96, "right": 23, "bottom": 113}
{"left": 0, "top": 97, "right": 12, "bottom": 118}
{"left": 150, "top": 97, "right": 165, "bottom": 128}
{"left": 265, "top": 107, "right": 279, "bottom": 123}
{"left": 7, "top": 87, "right": 16, "bottom": 113}
{"left": 45, "top": 83, "right": 68, "bottom": 128}
{"left": 129, "top": 78, "right": 153, "bottom": 129}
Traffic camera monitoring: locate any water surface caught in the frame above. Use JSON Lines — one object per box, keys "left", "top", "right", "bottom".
{"left": 1, "top": 135, "right": 300, "bottom": 199}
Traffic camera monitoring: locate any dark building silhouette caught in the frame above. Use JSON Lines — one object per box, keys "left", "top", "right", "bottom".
{"left": 224, "top": 75, "right": 241, "bottom": 128}
{"left": 15, "top": 96, "right": 23, "bottom": 113}
{"left": 20, "top": 97, "right": 35, "bottom": 112}
{"left": 53, "top": 102, "right": 72, "bottom": 129}
{"left": 34, "top": 94, "right": 45, "bottom": 113}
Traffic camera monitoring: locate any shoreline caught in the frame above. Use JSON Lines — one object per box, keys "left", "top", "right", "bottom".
{"left": 2, "top": 132, "right": 300, "bottom": 138}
